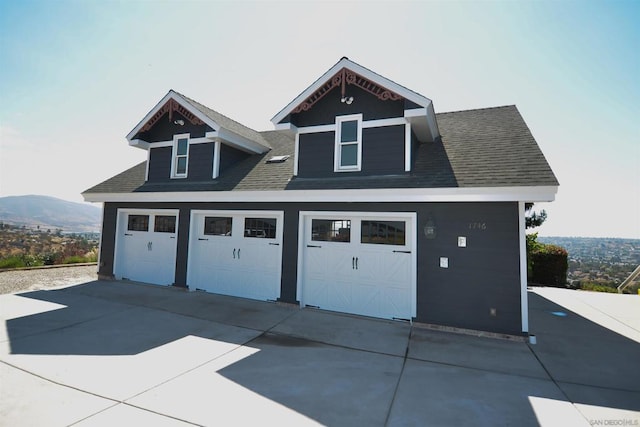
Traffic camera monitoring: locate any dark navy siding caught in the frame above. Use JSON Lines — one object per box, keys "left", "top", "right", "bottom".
{"left": 147, "top": 144, "right": 214, "bottom": 182}
{"left": 220, "top": 144, "right": 250, "bottom": 174}
{"left": 135, "top": 111, "right": 212, "bottom": 142}
{"left": 100, "top": 201, "right": 522, "bottom": 335}
{"left": 147, "top": 147, "right": 172, "bottom": 181}
{"left": 362, "top": 125, "right": 405, "bottom": 175}
{"left": 416, "top": 202, "right": 522, "bottom": 334}
{"left": 297, "top": 132, "right": 335, "bottom": 178}
{"left": 187, "top": 143, "right": 214, "bottom": 180}
{"left": 297, "top": 125, "right": 406, "bottom": 177}
{"left": 97, "top": 204, "right": 117, "bottom": 279}
{"left": 290, "top": 84, "right": 405, "bottom": 127}
{"left": 404, "top": 99, "right": 422, "bottom": 110}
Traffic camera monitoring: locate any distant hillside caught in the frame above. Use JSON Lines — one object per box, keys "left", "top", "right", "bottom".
{"left": 0, "top": 195, "right": 101, "bottom": 233}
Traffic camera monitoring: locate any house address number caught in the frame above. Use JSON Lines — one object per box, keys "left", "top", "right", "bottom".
{"left": 468, "top": 222, "right": 487, "bottom": 230}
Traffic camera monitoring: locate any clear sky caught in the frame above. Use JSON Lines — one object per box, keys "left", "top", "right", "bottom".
{"left": 1, "top": 0, "right": 638, "bottom": 238}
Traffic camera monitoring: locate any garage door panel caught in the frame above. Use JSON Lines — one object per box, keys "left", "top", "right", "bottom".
{"left": 358, "top": 250, "right": 412, "bottom": 287}
{"left": 115, "top": 211, "right": 178, "bottom": 286}
{"left": 187, "top": 211, "right": 283, "bottom": 301}
{"left": 328, "top": 280, "right": 353, "bottom": 311}
{"left": 301, "top": 213, "right": 415, "bottom": 320}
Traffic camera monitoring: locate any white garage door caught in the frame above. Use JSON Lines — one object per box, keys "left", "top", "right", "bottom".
{"left": 187, "top": 210, "right": 283, "bottom": 301}
{"left": 115, "top": 209, "right": 179, "bottom": 285}
{"left": 300, "top": 212, "right": 416, "bottom": 320}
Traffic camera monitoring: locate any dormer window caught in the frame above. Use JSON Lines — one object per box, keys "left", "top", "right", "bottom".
{"left": 335, "top": 114, "right": 362, "bottom": 172}
{"left": 171, "top": 134, "right": 189, "bottom": 178}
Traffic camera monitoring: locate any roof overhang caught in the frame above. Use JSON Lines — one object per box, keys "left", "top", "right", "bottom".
{"left": 83, "top": 185, "right": 558, "bottom": 204}
{"left": 126, "top": 90, "right": 268, "bottom": 154}
{"left": 271, "top": 58, "right": 440, "bottom": 141}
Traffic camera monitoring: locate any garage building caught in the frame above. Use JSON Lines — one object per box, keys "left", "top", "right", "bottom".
{"left": 83, "top": 58, "right": 558, "bottom": 336}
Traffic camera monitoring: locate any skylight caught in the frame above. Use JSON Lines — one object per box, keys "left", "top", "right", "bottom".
{"left": 266, "top": 155, "right": 290, "bottom": 164}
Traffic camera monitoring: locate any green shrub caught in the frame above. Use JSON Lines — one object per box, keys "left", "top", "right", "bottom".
{"left": 0, "top": 256, "right": 26, "bottom": 269}
{"left": 0, "top": 254, "right": 44, "bottom": 269}
{"left": 580, "top": 282, "right": 618, "bottom": 293}
{"left": 62, "top": 255, "right": 89, "bottom": 264}
{"left": 530, "top": 244, "right": 568, "bottom": 287}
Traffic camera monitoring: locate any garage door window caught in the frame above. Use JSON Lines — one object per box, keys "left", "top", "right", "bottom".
{"left": 244, "top": 218, "right": 276, "bottom": 239}
{"left": 312, "top": 219, "right": 351, "bottom": 242}
{"left": 361, "top": 220, "right": 406, "bottom": 245}
{"left": 204, "top": 217, "right": 232, "bottom": 236}
{"left": 128, "top": 215, "right": 149, "bottom": 232}
{"left": 154, "top": 216, "right": 176, "bottom": 233}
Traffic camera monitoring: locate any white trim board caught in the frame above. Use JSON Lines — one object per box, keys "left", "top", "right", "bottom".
{"left": 83, "top": 186, "right": 558, "bottom": 204}
{"left": 518, "top": 201, "right": 528, "bottom": 333}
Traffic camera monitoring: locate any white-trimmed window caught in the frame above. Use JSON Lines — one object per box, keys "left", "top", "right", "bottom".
{"left": 334, "top": 114, "right": 362, "bottom": 172}
{"left": 171, "top": 134, "right": 189, "bottom": 178}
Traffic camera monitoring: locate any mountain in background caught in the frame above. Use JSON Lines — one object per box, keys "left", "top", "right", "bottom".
{"left": 0, "top": 195, "right": 101, "bottom": 233}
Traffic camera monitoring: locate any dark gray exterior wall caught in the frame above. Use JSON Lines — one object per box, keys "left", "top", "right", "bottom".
{"left": 297, "top": 125, "right": 406, "bottom": 177}
{"left": 362, "top": 125, "right": 405, "bottom": 175}
{"left": 147, "top": 143, "right": 214, "bottom": 182}
{"left": 220, "top": 144, "right": 250, "bottom": 174}
{"left": 297, "top": 132, "right": 334, "bottom": 177}
{"left": 147, "top": 147, "right": 172, "bottom": 181}
{"left": 187, "top": 144, "right": 214, "bottom": 181}
{"left": 100, "top": 200, "right": 522, "bottom": 335}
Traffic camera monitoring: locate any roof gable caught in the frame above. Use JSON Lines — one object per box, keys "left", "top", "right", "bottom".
{"left": 127, "top": 90, "right": 270, "bottom": 154}
{"left": 271, "top": 57, "right": 440, "bottom": 142}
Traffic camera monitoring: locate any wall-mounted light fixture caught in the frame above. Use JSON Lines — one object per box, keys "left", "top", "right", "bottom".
{"left": 340, "top": 96, "right": 354, "bottom": 105}
{"left": 424, "top": 215, "right": 436, "bottom": 239}
{"left": 174, "top": 119, "right": 185, "bottom": 126}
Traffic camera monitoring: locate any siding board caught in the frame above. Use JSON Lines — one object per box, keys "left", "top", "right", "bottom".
{"left": 297, "top": 126, "right": 405, "bottom": 177}
{"left": 220, "top": 144, "right": 251, "bottom": 174}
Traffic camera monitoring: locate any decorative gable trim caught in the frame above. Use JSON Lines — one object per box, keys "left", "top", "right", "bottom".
{"left": 272, "top": 58, "right": 434, "bottom": 120}
{"left": 139, "top": 98, "right": 205, "bottom": 133}
{"left": 126, "top": 90, "right": 269, "bottom": 155}
{"left": 127, "top": 90, "right": 219, "bottom": 142}
{"left": 292, "top": 67, "right": 403, "bottom": 114}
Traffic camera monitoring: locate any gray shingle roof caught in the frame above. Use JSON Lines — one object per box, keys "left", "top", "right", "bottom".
{"left": 83, "top": 105, "right": 558, "bottom": 196}
{"left": 177, "top": 92, "right": 271, "bottom": 149}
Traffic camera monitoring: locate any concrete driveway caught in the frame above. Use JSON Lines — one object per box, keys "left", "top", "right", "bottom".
{"left": 1, "top": 281, "right": 638, "bottom": 426}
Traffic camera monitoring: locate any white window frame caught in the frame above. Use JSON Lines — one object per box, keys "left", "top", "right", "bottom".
{"left": 334, "top": 114, "right": 362, "bottom": 172}
{"left": 171, "top": 133, "right": 190, "bottom": 178}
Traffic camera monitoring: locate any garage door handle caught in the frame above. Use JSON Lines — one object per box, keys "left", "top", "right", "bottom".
{"left": 198, "top": 238, "right": 209, "bottom": 241}
{"left": 269, "top": 243, "right": 279, "bottom": 246}
{"left": 307, "top": 244, "right": 321, "bottom": 248}
{"left": 356, "top": 257, "right": 358, "bottom": 270}
{"left": 238, "top": 248, "right": 240, "bottom": 259}
{"left": 233, "top": 248, "right": 236, "bottom": 259}
{"left": 393, "top": 250, "right": 411, "bottom": 254}
{"left": 352, "top": 257, "right": 355, "bottom": 269}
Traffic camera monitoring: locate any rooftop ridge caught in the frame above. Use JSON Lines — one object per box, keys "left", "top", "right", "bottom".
{"left": 436, "top": 104, "right": 517, "bottom": 115}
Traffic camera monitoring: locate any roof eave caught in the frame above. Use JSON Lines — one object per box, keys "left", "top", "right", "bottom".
{"left": 82, "top": 185, "right": 559, "bottom": 204}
